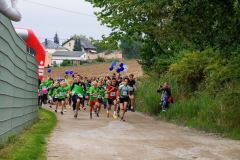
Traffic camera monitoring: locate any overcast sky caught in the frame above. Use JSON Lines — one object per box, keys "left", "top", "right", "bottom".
{"left": 12, "top": 0, "right": 111, "bottom": 43}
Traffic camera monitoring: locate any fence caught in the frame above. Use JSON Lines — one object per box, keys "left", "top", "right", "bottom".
{"left": 0, "top": 14, "right": 38, "bottom": 144}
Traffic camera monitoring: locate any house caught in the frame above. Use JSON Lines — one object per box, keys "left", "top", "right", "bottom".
{"left": 51, "top": 51, "right": 86, "bottom": 66}
{"left": 62, "top": 37, "right": 97, "bottom": 53}
{"left": 41, "top": 39, "right": 69, "bottom": 67}
{"left": 87, "top": 50, "right": 123, "bottom": 60}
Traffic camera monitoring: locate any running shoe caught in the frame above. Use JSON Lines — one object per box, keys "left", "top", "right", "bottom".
{"left": 113, "top": 114, "right": 118, "bottom": 119}
{"left": 61, "top": 111, "right": 64, "bottom": 115}
{"left": 74, "top": 112, "right": 78, "bottom": 118}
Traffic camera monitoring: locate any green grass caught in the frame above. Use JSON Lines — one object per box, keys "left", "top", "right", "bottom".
{"left": 0, "top": 108, "right": 57, "bottom": 160}
{"left": 135, "top": 76, "right": 240, "bottom": 140}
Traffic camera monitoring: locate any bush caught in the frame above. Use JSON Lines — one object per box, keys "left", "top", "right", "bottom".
{"left": 136, "top": 49, "right": 240, "bottom": 139}
{"left": 60, "top": 60, "right": 72, "bottom": 66}
{"left": 96, "top": 56, "right": 105, "bottom": 62}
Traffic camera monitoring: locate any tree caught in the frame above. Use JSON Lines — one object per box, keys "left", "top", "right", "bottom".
{"left": 87, "top": 0, "right": 240, "bottom": 71}
{"left": 73, "top": 39, "right": 82, "bottom": 51}
{"left": 91, "top": 34, "right": 118, "bottom": 53}
{"left": 54, "top": 33, "right": 60, "bottom": 44}
{"left": 119, "top": 34, "right": 141, "bottom": 58}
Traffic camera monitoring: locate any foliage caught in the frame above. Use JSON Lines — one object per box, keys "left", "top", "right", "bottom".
{"left": 95, "top": 56, "right": 105, "bottom": 62}
{"left": 135, "top": 49, "right": 240, "bottom": 139}
{"left": 87, "top": 0, "right": 240, "bottom": 70}
{"left": 73, "top": 39, "right": 82, "bottom": 51}
{"left": 119, "top": 34, "right": 141, "bottom": 58}
{"left": 90, "top": 34, "right": 119, "bottom": 53}
{"left": 61, "top": 60, "right": 72, "bottom": 67}
{"left": 0, "top": 108, "right": 57, "bottom": 160}
{"left": 53, "top": 33, "right": 60, "bottom": 45}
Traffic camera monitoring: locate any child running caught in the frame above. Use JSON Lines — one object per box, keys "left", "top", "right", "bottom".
{"left": 107, "top": 78, "right": 119, "bottom": 119}
{"left": 88, "top": 81, "right": 100, "bottom": 119}
{"left": 55, "top": 81, "right": 67, "bottom": 115}
{"left": 71, "top": 78, "right": 86, "bottom": 118}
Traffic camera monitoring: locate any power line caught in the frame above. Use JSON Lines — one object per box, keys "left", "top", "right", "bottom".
{"left": 22, "top": 0, "right": 96, "bottom": 18}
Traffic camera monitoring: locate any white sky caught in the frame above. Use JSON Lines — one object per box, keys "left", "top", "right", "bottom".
{"left": 12, "top": 0, "right": 111, "bottom": 43}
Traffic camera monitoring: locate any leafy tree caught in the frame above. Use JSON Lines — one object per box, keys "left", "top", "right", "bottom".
{"left": 119, "top": 34, "right": 141, "bottom": 58}
{"left": 87, "top": 0, "right": 240, "bottom": 71}
{"left": 54, "top": 33, "right": 60, "bottom": 44}
{"left": 61, "top": 60, "right": 71, "bottom": 66}
{"left": 91, "top": 34, "right": 119, "bottom": 52}
{"left": 73, "top": 39, "right": 82, "bottom": 51}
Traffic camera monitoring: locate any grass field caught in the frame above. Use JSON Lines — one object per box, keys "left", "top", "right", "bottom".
{"left": 0, "top": 108, "right": 57, "bottom": 160}
{"left": 44, "top": 60, "right": 143, "bottom": 79}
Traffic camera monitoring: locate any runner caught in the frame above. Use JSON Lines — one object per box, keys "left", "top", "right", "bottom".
{"left": 128, "top": 74, "right": 136, "bottom": 112}
{"left": 88, "top": 81, "right": 100, "bottom": 119}
{"left": 53, "top": 81, "right": 60, "bottom": 113}
{"left": 63, "top": 81, "right": 71, "bottom": 112}
{"left": 39, "top": 79, "right": 48, "bottom": 106}
{"left": 47, "top": 82, "right": 55, "bottom": 108}
{"left": 119, "top": 77, "right": 131, "bottom": 121}
{"left": 97, "top": 80, "right": 105, "bottom": 116}
{"left": 107, "top": 78, "right": 119, "bottom": 119}
{"left": 55, "top": 81, "right": 67, "bottom": 115}
{"left": 71, "top": 78, "right": 86, "bottom": 118}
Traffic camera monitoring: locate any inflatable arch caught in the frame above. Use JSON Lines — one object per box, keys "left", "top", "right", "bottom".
{"left": 15, "top": 28, "right": 46, "bottom": 80}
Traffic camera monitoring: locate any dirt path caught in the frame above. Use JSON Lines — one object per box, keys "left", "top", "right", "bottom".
{"left": 46, "top": 107, "right": 240, "bottom": 160}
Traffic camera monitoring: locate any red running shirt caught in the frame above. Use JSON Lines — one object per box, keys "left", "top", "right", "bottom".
{"left": 107, "top": 85, "right": 118, "bottom": 99}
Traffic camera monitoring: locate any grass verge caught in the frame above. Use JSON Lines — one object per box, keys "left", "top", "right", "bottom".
{"left": 0, "top": 108, "right": 57, "bottom": 160}
{"left": 135, "top": 76, "right": 240, "bottom": 140}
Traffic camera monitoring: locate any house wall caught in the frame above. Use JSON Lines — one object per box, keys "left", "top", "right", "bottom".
{"left": 62, "top": 39, "right": 75, "bottom": 51}
{"left": 45, "top": 53, "right": 52, "bottom": 67}
{"left": 44, "top": 49, "right": 69, "bottom": 67}
{"left": 87, "top": 50, "right": 123, "bottom": 60}
{"left": 0, "top": 14, "right": 39, "bottom": 144}
{"left": 51, "top": 54, "right": 86, "bottom": 65}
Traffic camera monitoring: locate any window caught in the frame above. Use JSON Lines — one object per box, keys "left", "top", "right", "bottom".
{"left": 27, "top": 48, "right": 36, "bottom": 56}
{"left": 69, "top": 43, "right": 71, "bottom": 47}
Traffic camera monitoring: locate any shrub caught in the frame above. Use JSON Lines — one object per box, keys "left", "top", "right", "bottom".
{"left": 136, "top": 49, "right": 240, "bottom": 139}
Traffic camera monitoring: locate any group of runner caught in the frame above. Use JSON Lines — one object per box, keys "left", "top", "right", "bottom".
{"left": 38, "top": 73, "right": 136, "bottom": 121}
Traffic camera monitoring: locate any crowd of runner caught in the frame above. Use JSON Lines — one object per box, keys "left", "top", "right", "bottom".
{"left": 38, "top": 73, "right": 136, "bottom": 121}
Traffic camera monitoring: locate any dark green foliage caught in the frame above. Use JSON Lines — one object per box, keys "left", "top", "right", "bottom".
{"left": 135, "top": 50, "right": 240, "bottom": 139}
{"left": 73, "top": 39, "right": 82, "bottom": 51}
{"left": 61, "top": 60, "right": 72, "bottom": 66}
{"left": 119, "top": 35, "right": 141, "bottom": 58}
{"left": 96, "top": 56, "right": 105, "bottom": 62}
{"left": 87, "top": 0, "right": 240, "bottom": 69}
{"left": 53, "top": 33, "right": 60, "bottom": 45}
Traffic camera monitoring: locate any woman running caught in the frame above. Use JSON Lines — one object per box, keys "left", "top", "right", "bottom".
{"left": 119, "top": 78, "right": 131, "bottom": 121}
{"left": 128, "top": 74, "right": 136, "bottom": 112}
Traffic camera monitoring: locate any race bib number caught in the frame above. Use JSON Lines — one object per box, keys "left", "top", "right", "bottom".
{"left": 123, "top": 91, "right": 128, "bottom": 96}
{"left": 78, "top": 94, "right": 83, "bottom": 98}
{"left": 110, "top": 92, "right": 116, "bottom": 97}
{"left": 59, "top": 92, "right": 65, "bottom": 97}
